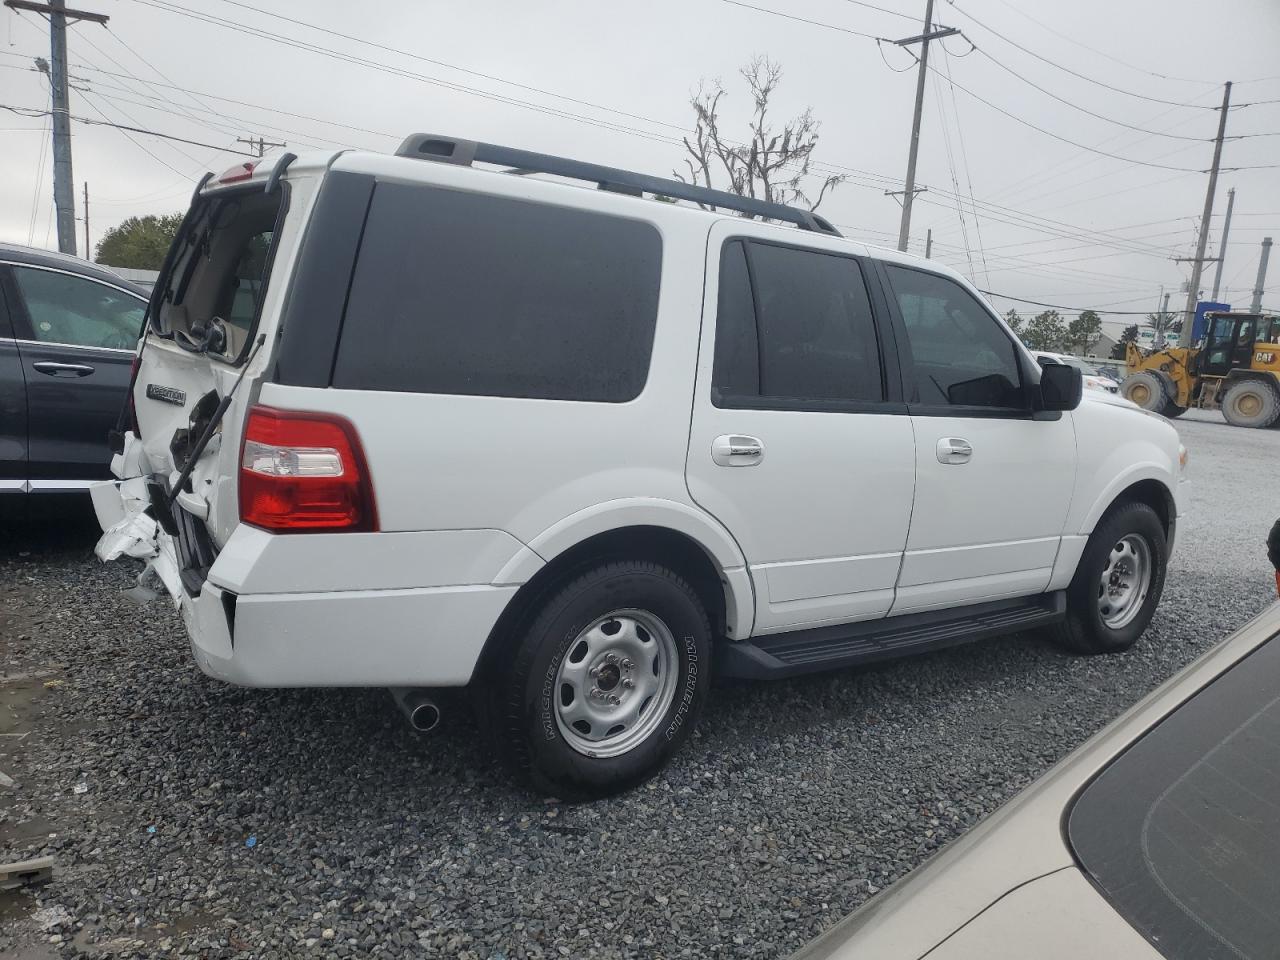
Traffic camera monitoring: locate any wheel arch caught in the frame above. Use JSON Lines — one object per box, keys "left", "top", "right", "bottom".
{"left": 1083, "top": 473, "right": 1176, "bottom": 542}
{"left": 472, "top": 504, "right": 753, "bottom": 685}
{"left": 1223, "top": 369, "right": 1280, "bottom": 390}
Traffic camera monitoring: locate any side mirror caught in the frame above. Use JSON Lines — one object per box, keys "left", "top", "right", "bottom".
{"left": 1038, "top": 362, "right": 1082, "bottom": 411}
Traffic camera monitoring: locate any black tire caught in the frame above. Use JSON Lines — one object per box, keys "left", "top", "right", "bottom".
{"left": 1050, "top": 501, "right": 1167, "bottom": 655}
{"left": 1221, "top": 378, "right": 1280, "bottom": 429}
{"left": 1121, "top": 371, "right": 1170, "bottom": 414}
{"left": 488, "top": 560, "right": 712, "bottom": 800}
{"left": 1163, "top": 403, "right": 1186, "bottom": 418}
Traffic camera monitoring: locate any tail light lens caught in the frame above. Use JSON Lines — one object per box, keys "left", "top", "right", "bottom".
{"left": 239, "top": 406, "right": 377, "bottom": 533}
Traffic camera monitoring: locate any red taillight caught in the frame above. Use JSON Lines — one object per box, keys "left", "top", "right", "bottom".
{"left": 238, "top": 406, "right": 377, "bottom": 533}
{"left": 217, "top": 161, "right": 258, "bottom": 184}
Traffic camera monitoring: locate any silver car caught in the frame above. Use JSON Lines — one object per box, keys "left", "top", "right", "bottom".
{"left": 793, "top": 593, "right": 1280, "bottom": 960}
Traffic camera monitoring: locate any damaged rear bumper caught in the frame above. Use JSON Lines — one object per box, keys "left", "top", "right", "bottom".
{"left": 91, "top": 475, "right": 183, "bottom": 605}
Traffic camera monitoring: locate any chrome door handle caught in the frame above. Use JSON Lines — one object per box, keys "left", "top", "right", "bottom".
{"left": 936, "top": 437, "right": 973, "bottom": 464}
{"left": 33, "top": 361, "right": 95, "bottom": 377}
{"left": 712, "top": 434, "right": 764, "bottom": 467}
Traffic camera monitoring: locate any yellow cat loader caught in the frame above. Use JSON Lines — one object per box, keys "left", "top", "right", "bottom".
{"left": 1122, "top": 311, "right": 1280, "bottom": 428}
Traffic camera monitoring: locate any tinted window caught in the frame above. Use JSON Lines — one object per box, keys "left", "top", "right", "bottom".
{"left": 1069, "top": 632, "right": 1280, "bottom": 960}
{"left": 711, "top": 241, "right": 759, "bottom": 400}
{"left": 12, "top": 267, "right": 144, "bottom": 350}
{"left": 333, "top": 183, "right": 662, "bottom": 402}
{"left": 884, "top": 266, "right": 1022, "bottom": 408}
{"left": 713, "top": 240, "right": 883, "bottom": 405}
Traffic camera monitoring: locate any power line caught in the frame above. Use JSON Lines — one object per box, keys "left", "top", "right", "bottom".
{"left": 722, "top": 1, "right": 1213, "bottom": 171}
{"left": 939, "top": 44, "right": 989, "bottom": 284}
{"left": 979, "top": 291, "right": 1165, "bottom": 315}
{"left": 149, "top": 0, "right": 697, "bottom": 139}
{"left": 944, "top": 0, "right": 1216, "bottom": 110}
{"left": 2, "top": 101, "right": 258, "bottom": 157}
{"left": 126, "top": 0, "right": 691, "bottom": 150}
{"left": 980, "top": 0, "right": 1223, "bottom": 87}
{"left": 966, "top": 45, "right": 1214, "bottom": 141}
{"left": 720, "top": 0, "right": 887, "bottom": 40}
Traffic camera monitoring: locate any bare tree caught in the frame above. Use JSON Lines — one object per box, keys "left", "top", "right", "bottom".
{"left": 676, "top": 57, "right": 844, "bottom": 215}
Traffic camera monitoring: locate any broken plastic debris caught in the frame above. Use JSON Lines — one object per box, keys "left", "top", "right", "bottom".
{"left": 146, "top": 826, "right": 156, "bottom": 834}
{"left": 72, "top": 782, "right": 88, "bottom": 795}
{"left": 245, "top": 836, "right": 257, "bottom": 849}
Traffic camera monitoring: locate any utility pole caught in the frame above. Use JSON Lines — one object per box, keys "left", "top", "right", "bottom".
{"left": 236, "top": 136, "right": 287, "bottom": 158}
{"left": 82, "top": 181, "right": 89, "bottom": 258}
{"left": 1250, "top": 237, "right": 1272, "bottom": 313}
{"left": 1211, "top": 186, "right": 1235, "bottom": 301}
{"left": 4, "top": 0, "right": 109, "bottom": 255}
{"left": 925, "top": 228, "right": 933, "bottom": 259}
{"left": 890, "top": 0, "right": 959, "bottom": 252}
{"left": 1180, "top": 81, "right": 1232, "bottom": 330}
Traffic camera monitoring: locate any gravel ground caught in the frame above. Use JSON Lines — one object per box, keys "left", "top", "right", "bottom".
{"left": 2, "top": 411, "right": 1278, "bottom": 960}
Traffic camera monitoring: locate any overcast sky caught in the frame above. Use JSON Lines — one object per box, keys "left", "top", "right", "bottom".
{"left": 3, "top": 0, "right": 1278, "bottom": 331}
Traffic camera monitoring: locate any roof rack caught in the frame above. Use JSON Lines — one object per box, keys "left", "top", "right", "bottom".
{"left": 394, "top": 134, "right": 842, "bottom": 237}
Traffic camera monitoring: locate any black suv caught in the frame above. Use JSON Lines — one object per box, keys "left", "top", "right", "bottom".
{"left": 0, "top": 243, "right": 148, "bottom": 492}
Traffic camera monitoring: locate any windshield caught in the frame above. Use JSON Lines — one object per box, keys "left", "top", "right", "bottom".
{"left": 150, "top": 186, "right": 285, "bottom": 363}
{"left": 1068, "top": 630, "right": 1280, "bottom": 960}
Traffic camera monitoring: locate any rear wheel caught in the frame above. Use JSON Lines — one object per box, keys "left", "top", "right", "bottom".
{"left": 1051, "top": 502, "right": 1167, "bottom": 655}
{"left": 489, "top": 560, "right": 712, "bottom": 800}
{"left": 1121, "top": 371, "right": 1170, "bottom": 414}
{"left": 1221, "top": 379, "right": 1280, "bottom": 429}
{"left": 1163, "top": 403, "right": 1186, "bottom": 418}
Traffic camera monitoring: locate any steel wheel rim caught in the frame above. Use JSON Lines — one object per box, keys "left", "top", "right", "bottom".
{"left": 553, "top": 609, "right": 681, "bottom": 759}
{"left": 1129, "top": 382, "right": 1151, "bottom": 406}
{"left": 1234, "top": 391, "right": 1262, "bottom": 417}
{"left": 1097, "top": 534, "right": 1152, "bottom": 629}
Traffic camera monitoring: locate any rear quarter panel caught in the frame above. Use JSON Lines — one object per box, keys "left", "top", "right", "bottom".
{"left": 256, "top": 156, "right": 720, "bottom": 574}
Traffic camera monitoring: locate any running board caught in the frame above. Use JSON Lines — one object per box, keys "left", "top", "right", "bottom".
{"left": 716, "top": 592, "right": 1066, "bottom": 680}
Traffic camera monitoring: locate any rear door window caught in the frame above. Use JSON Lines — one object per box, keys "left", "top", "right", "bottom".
{"left": 332, "top": 182, "right": 662, "bottom": 402}
{"left": 883, "top": 265, "right": 1023, "bottom": 409}
{"left": 712, "top": 239, "right": 884, "bottom": 406}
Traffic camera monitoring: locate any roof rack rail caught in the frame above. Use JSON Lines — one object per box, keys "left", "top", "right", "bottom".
{"left": 394, "top": 133, "right": 842, "bottom": 237}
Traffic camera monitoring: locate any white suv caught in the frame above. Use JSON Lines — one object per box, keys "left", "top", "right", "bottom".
{"left": 94, "top": 136, "right": 1187, "bottom": 799}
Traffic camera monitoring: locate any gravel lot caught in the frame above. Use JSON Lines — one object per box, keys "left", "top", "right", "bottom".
{"left": 2, "top": 410, "right": 1278, "bottom": 960}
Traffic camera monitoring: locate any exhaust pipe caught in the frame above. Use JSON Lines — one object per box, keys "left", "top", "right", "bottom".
{"left": 389, "top": 688, "right": 441, "bottom": 733}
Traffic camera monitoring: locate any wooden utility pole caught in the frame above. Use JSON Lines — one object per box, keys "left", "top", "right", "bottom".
{"left": 235, "top": 136, "right": 287, "bottom": 158}
{"left": 4, "top": 0, "right": 109, "bottom": 255}
{"left": 890, "top": 0, "right": 958, "bottom": 252}
{"left": 82, "top": 181, "right": 89, "bottom": 258}
{"left": 1180, "top": 82, "right": 1232, "bottom": 329}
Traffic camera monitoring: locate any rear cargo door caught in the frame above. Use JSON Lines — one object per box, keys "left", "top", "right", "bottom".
{"left": 129, "top": 171, "right": 301, "bottom": 546}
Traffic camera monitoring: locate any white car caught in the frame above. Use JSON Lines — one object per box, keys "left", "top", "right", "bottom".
{"left": 93, "top": 136, "right": 1187, "bottom": 798}
{"left": 1034, "top": 351, "right": 1120, "bottom": 394}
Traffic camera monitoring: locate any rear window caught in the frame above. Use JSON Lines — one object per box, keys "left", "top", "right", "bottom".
{"left": 1068, "top": 630, "right": 1280, "bottom": 960}
{"left": 331, "top": 182, "right": 662, "bottom": 402}
{"left": 150, "top": 187, "right": 285, "bottom": 363}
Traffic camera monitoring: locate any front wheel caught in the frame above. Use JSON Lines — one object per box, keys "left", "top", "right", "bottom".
{"left": 1121, "top": 371, "right": 1170, "bottom": 414}
{"left": 1051, "top": 502, "right": 1167, "bottom": 655}
{"left": 489, "top": 560, "right": 712, "bottom": 800}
